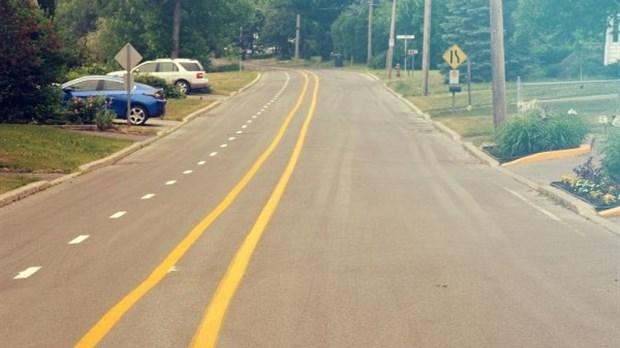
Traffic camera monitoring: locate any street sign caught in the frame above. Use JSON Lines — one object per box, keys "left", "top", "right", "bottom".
{"left": 449, "top": 69, "right": 460, "bottom": 84}
{"left": 396, "top": 35, "right": 415, "bottom": 40}
{"left": 442, "top": 44, "right": 468, "bottom": 69}
{"left": 114, "top": 43, "right": 142, "bottom": 71}
{"left": 114, "top": 43, "right": 143, "bottom": 125}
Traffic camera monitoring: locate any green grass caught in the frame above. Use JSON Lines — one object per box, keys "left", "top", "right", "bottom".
{"left": 164, "top": 99, "right": 214, "bottom": 122}
{"left": 0, "top": 124, "right": 133, "bottom": 173}
{"left": 208, "top": 70, "right": 259, "bottom": 95}
{"left": 0, "top": 175, "right": 42, "bottom": 195}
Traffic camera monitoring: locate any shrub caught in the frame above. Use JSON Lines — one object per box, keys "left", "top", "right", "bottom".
{"left": 134, "top": 75, "right": 186, "bottom": 99}
{"left": 542, "top": 114, "right": 589, "bottom": 151}
{"left": 495, "top": 113, "right": 589, "bottom": 159}
{"left": 601, "top": 129, "right": 620, "bottom": 183}
{"left": 495, "top": 115, "right": 547, "bottom": 158}
{"left": 63, "top": 63, "right": 110, "bottom": 81}
{"left": 67, "top": 95, "right": 109, "bottom": 125}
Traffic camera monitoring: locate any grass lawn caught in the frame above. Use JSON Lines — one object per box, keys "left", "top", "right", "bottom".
{"left": 164, "top": 98, "right": 214, "bottom": 122}
{"left": 0, "top": 124, "right": 133, "bottom": 194}
{"left": 208, "top": 70, "right": 259, "bottom": 96}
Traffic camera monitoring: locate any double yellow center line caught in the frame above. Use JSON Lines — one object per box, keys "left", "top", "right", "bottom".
{"left": 75, "top": 71, "right": 320, "bottom": 347}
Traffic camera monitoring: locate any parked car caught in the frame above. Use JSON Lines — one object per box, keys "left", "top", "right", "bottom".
{"left": 108, "top": 58, "right": 208, "bottom": 94}
{"left": 61, "top": 75, "right": 166, "bottom": 125}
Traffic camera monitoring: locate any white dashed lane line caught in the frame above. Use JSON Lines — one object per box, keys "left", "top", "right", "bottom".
{"left": 228, "top": 137, "right": 236, "bottom": 141}
{"left": 183, "top": 170, "right": 193, "bottom": 175}
{"left": 68, "top": 235, "right": 90, "bottom": 245}
{"left": 210, "top": 152, "right": 218, "bottom": 157}
{"left": 14, "top": 267, "right": 41, "bottom": 280}
{"left": 165, "top": 180, "right": 177, "bottom": 186}
{"left": 141, "top": 194, "right": 155, "bottom": 200}
{"left": 220, "top": 144, "right": 228, "bottom": 148}
{"left": 241, "top": 125, "right": 248, "bottom": 129}
{"left": 236, "top": 131, "right": 243, "bottom": 134}
{"left": 198, "top": 161, "right": 206, "bottom": 165}
{"left": 110, "top": 211, "right": 127, "bottom": 219}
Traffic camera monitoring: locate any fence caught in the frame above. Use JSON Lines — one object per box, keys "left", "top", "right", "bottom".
{"left": 517, "top": 78, "right": 620, "bottom": 123}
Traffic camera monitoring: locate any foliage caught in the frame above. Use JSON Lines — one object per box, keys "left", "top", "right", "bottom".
{"left": 512, "top": 0, "right": 617, "bottom": 78}
{"left": 495, "top": 115, "right": 547, "bottom": 158}
{"left": 440, "top": 0, "right": 492, "bottom": 82}
{"left": 600, "top": 128, "right": 620, "bottom": 183}
{"left": 63, "top": 63, "right": 109, "bottom": 81}
{"left": 0, "top": 0, "right": 65, "bottom": 124}
{"left": 556, "top": 154, "right": 620, "bottom": 209}
{"left": 66, "top": 95, "right": 112, "bottom": 125}
{"left": 495, "top": 112, "right": 589, "bottom": 158}
{"left": 134, "top": 75, "right": 186, "bottom": 99}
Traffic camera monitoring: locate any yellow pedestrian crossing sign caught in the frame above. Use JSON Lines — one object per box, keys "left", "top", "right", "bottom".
{"left": 443, "top": 44, "right": 468, "bottom": 69}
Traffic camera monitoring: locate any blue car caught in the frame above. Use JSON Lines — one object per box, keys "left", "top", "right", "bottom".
{"left": 61, "top": 75, "right": 166, "bottom": 125}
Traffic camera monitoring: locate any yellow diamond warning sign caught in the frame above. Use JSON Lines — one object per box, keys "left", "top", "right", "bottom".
{"left": 442, "top": 44, "right": 468, "bottom": 69}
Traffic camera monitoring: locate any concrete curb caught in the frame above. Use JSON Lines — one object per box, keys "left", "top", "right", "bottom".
{"left": 382, "top": 84, "right": 619, "bottom": 234}
{"left": 0, "top": 73, "right": 263, "bottom": 209}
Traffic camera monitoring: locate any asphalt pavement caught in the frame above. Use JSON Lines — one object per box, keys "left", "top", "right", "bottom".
{"left": 1, "top": 71, "right": 618, "bottom": 235}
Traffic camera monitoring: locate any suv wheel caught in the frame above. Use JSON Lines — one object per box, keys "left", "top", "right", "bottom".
{"left": 175, "top": 80, "right": 191, "bottom": 94}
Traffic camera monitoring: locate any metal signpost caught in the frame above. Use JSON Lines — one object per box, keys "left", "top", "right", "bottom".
{"left": 442, "top": 44, "right": 468, "bottom": 114}
{"left": 396, "top": 35, "right": 415, "bottom": 74}
{"left": 114, "top": 43, "right": 143, "bottom": 125}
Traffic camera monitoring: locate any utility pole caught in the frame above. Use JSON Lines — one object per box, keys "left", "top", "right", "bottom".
{"left": 368, "top": 0, "right": 373, "bottom": 65}
{"left": 421, "top": 0, "right": 431, "bottom": 96}
{"left": 385, "top": 0, "right": 397, "bottom": 79}
{"left": 490, "top": 0, "right": 507, "bottom": 129}
{"left": 295, "top": 14, "right": 301, "bottom": 63}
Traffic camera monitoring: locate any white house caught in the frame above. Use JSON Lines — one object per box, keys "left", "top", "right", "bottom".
{"left": 604, "top": 15, "right": 620, "bottom": 65}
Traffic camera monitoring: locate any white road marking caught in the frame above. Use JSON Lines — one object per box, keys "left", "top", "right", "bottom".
{"left": 220, "top": 144, "right": 228, "bottom": 148}
{"left": 13, "top": 267, "right": 41, "bottom": 280}
{"left": 168, "top": 266, "right": 178, "bottom": 273}
{"left": 503, "top": 187, "right": 560, "bottom": 221}
{"left": 166, "top": 180, "right": 177, "bottom": 186}
{"left": 236, "top": 131, "right": 243, "bottom": 134}
{"left": 110, "top": 211, "right": 127, "bottom": 219}
{"left": 142, "top": 193, "right": 156, "bottom": 200}
{"left": 247, "top": 120, "right": 252, "bottom": 124}
{"left": 252, "top": 116, "right": 257, "bottom": 119}
{"left": 260, "top": 108, "right": 266, "bottom": 112}
{"left": 210, "top": 152, "right": 218, "bottom": 157}
{"left": 256, "top": 112, "right": 262, "bottom": 115}
{"left": 228, "top": 137, "right": 236, "bottom": 141}
{"left": 183, "top": 170, "right": 193, "bottom": 175}
{"left": 242, "top": 125, "right": 248, "bottom": 129}
{"left": 198, "top": 161, "right": 206, "bottom": 165}
{"left": 69, "top": 235, "right": 90, "bottom": 245}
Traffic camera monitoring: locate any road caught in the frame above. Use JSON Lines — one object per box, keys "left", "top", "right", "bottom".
{"left": 1, "top": 70, "right": 618, "bottom": 347}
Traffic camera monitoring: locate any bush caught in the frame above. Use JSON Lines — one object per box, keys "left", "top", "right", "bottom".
{"left": 66, "top": 95, "right": 110, "bottom": 125}
{"left": 63, "top": 63, "right": 110, "bottom": 81}
{"left": 542, "top": 114, "right": 589, "bottom": 151}
{"left": 495, "top": 114, "right": 589, "bottom": 159}
{"left": 601, "top": 128, "right": 620, "bottom": 183}
{"left": 134, "top": 75, "right": 186, "bottom": 99}
{"left": 495, "top": 115, "right": 547, "bottom": 158}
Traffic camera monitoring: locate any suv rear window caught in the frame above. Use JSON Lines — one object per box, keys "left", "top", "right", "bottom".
{"left": 179, "top": 62, "right": 203, "bottom": 71}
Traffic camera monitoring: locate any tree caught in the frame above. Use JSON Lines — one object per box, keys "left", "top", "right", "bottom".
{"left": 0, "top": 0, "right": 65, "bottom": 123}
{"left": 511, "top": 0, "right": 618, "bottom": 78}
{"left": 440, "top": 0, "right": 492, "bottom": 82}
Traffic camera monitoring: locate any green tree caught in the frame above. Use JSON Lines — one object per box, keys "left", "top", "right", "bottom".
{"left": 0, "top": 0, "right": 65, "bottom": 123}
{"left": 512, "top": 0, "right": 618, "bottom": 78}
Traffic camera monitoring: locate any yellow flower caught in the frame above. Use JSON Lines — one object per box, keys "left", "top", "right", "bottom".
{"left": 603, "top": 194, "right": 618, "bottom": 205}
{"left": 590, "top": 190, "right": 603, "bottom": 199}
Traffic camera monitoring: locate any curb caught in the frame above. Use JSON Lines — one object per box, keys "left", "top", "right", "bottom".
{"left": 0, "top": 73, "right": 263, "bottom": 209}
{"left": 382, "top": 84, "right": 619, "bottom": 234}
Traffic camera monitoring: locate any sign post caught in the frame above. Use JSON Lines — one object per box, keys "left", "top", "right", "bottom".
{"left": 442, "top": 44, "right": 468, "bottom": 114}
{"left": 397, "top": 35, "right": 415, "bottom": 75}
{"left": 114, "top": 43, "right": 143, "bottom": 125}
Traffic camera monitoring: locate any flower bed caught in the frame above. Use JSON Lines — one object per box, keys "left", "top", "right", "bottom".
{"left": 551, "top": 179, "right": 619, "bottom": 211}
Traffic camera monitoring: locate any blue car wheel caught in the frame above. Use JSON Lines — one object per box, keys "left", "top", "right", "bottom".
{"left": 128, "top": 105, "right": 148, "bottom": 125}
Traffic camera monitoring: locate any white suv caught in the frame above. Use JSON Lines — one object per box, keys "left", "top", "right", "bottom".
{"left": 108, "top": 58, "right": 208, "bottom": 94}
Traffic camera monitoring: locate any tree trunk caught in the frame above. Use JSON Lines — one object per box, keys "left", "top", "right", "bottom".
{"left": 172, "top": 0, "right": 181, "bottom": 58}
